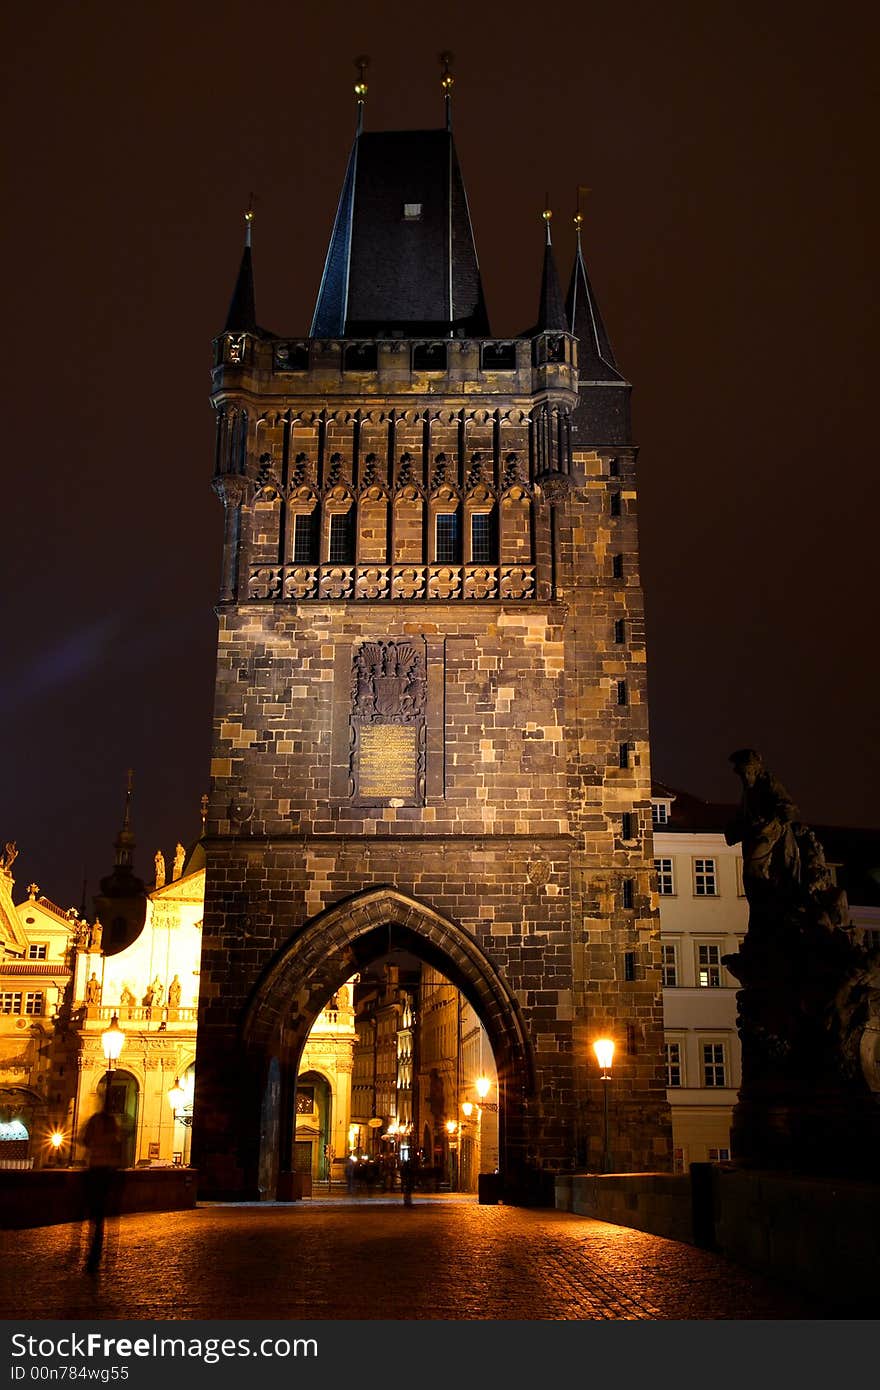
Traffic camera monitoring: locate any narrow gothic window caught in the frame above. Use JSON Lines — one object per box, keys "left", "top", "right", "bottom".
{"left": 435, "top": 512, "right": 459, "bottom": 563}
{"left": 328, "top": 512, "right": 355, "bottom": 564}
{"left": 618, "top": 742, "right": 630, "bottom": 769}
{"left": 470, "top": 513, "right": 494, "bottom": 564}
{"left": 621, "top": 811, "right": 635, "bottom": 840}
{"left": 610, "top": 491, "right": 622, "bottom": 516}
{"left": 624, "top": 951, "right": 636, "bottom": 982}
{"left": 614, "top": 618, "right": 625, "bottom": 644}
{"left": 617, "top": 680, "right": 628, "bottom": 706}
{"left": 292, "top": 513, "right": 318, "bottom": 564}
{"left": 626, "top": 1022, "right": 637, "bottom": 1053}
{"left": 622, "top": 877, "right": 634, "bottom": 909}
{"left": 612, "top": 553, "right": 624, "bottom": 579}
{"left": 608, "top": 457, "right": 620, "bottom": 478}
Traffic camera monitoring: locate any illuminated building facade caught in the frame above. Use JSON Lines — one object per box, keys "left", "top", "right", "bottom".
{"left": 191, "top": 77, "right": 673, "bottom": 1199}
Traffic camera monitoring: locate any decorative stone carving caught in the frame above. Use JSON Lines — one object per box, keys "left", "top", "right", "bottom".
{"left": 527, "top": 861, "right": 551, "bottom": 887}
{"left": 284, "top": 567, "right": 318, "bottom": 600}
{"left": 464, "top": 567, "right": 498, "bottom": 600}
{"left": 351, "top": 641, "right": 426, "bottom": 723}
{"left": 391, "top": 566, "right": 426, "bottom": 600}
{"left": 248, "top": 566, "right": 282, "bottom": 600}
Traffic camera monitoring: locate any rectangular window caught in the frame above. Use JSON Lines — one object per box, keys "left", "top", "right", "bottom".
{"left": 694, "top": 858, "right": 717, "bottom": 896}
{"left": 403, "top": 202, "right": 423, "bottom": 220}
{"left": 328, "top": 511, "right": 354, "bottom": 563}
{"left": 24, "top": 992, "right": 44, "bottom": 1016}
{"left": 610, "top": 491, "right": 621, "bottom": 516}
{"left": 665, "top": 1041, "right": 682, "bottom": 1087}
{"left": 652, "top": 802, "right": 669, "bottom": 825}
{"left": 27, "top": 944, "right": 48, "bottom": 960}
{"left": 697, "top": 944, "right": 722, "bottom": 988}
{"left": 0, "top": 992, "right": 22, "bottom": 1014}
{"left": 616, "top": 680, "right": 628, "bottom": 706}
{"left": 618, "top": 742, "right": 630, "bottom": 769}
{"left": 655, "top": 858, "right": 674, "bottom": 896}
{"left": 624, "top": 951, "right": 636, "bottom": 982}
{"left": 295, "top": 1087, "right": 316, "bottom": 1115}
{"left": 470, "top": 513, "right": 493, "bottom": 564}
{"left": 661, "top": 942, "right": 678, "bottom": 986}
{"left": 435, "top": 512, "right": 459, "bottom": 563}
{"left": 625, "top": 1022, "right": 637, "bottom": 1054}
{"left": 672, "top": 1146, "right": 687, "bottom": 1174}
{"left": 621, "top": 811, "right": 635, "bottom": 840}
{"left": 702, "top": 1042, "right": 727, "bottom": 1087}
{"left": 612, "top": 553, "right": 624, "bottom": 579}
{"left": 608, "top": 457, "right": 620, "bottom": 478}
{"left": 622, "top": 878, "right": 634, "bottom": 909}
{"left": 614, "top": 618, "right": 626, "bottom": 644}
{"left": 292, "top": 512, "right": 317, "bottom": 564}
{"left": 708, "top": 1147, "right": 731, "bottom": 1162}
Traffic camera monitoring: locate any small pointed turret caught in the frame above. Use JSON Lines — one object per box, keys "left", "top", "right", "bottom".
{"left": 565, "top": 196, "right": 623, "bottom": 383}
{"left": 535, "top": 201, "right": 567, "bottom": 333}
{"left": 93, "top": 770, "right": 147, "bottom": 955}
{"left": 354, "top": 55, "right": 369, "bottom": 135}
{"left": 223, "top": 200, "right": 257, "bottom": 334}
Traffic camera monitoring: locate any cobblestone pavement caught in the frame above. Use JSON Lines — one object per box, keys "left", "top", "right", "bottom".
{"left": 3, "top": 1195, "right": 841, "bottom": 1320}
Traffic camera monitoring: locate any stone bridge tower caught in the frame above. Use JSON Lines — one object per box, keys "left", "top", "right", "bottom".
{"left": 192, "top": 86, "right": 671, "bottom": 1199}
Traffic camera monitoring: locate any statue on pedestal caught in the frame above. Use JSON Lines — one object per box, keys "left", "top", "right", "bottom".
{"left": 721, "top": 750, "right": 880, "bottom": 1177}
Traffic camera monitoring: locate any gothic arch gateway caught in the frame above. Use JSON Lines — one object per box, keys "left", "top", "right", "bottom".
{"left": 235, "top": 888, "right": 533, "bottom": 1200}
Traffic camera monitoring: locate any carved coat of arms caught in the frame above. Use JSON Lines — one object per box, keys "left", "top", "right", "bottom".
{"left": 351, "top": 641, "right": 426, "bottom": 723}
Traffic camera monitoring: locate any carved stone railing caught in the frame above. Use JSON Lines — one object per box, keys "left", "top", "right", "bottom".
{"left": 247, "top": 564, "right": 535, "bottom": 602}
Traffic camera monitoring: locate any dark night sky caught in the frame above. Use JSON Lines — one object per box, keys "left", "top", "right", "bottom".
{"left": 2, "top": 1, "right": 878, "bottom": 910}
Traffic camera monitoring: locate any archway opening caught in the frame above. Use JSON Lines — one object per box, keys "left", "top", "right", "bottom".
{"left": 237, "top": 887, "right": 531, "bottom": 1201}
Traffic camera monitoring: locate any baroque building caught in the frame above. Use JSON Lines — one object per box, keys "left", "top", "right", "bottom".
{"left": 190, "top": 78, "right": 673, "bottom": 1200}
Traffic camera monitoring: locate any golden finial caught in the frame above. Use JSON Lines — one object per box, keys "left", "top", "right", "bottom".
{"left": 244, "top": 193, "right": 255, "bottom": 247}
{"left": 440, "top": 51, "right": 454, "bottom": 129}
{"left": 575, "top": 185, "right": 590, "bottom": 238}
{"left": 542, "top": 194, "right": 552, "bottom": 242}
{"left": 354, "top": 55, "right": 369, "bottom": 133}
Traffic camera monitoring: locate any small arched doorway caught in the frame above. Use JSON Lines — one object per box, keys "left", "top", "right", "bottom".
{"left": 237, "top": 886, "right": 534, "bottom": 1200}
{"left": 98, "top": 1070, "right": 139, "bottom": 1168}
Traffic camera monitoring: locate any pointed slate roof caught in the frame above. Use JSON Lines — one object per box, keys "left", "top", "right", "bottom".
{"left": 224, "top": 243, "right": 257, "bottom": 335}
{"left": 566, "top": 230, "right": 625, "bottom": 382}
{"left": 536, "top": 224, "right": 567, "bottom": 332}
{"left": 311, "top": 129, "right": 489, "bottom": 338}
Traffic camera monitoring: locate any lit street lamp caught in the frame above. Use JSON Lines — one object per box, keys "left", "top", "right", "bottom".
{"left": 101, "top": 1013, "right": 125, "bottom": 1111}
{"left": 168, "top": 1076, "right": 192, "bottom": 1165}
{"left": 592, "top": 1037, "right": 615, "bottom": 1173}
{"left": 445, "top": 1118, "right": 460, "bottom": 1190}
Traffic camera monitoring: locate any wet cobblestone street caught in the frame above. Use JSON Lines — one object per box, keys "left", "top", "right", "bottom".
{"left": 2, "top": 1195, "right": 842, "bottom": 1320}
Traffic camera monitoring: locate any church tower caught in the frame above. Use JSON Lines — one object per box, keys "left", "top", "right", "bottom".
{"left": 193, "top": 70, "right": 671, "bottom": 1199}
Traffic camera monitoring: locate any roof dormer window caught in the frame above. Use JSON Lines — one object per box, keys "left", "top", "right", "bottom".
{"left": 403, "top": 203, "right": 422, "bottom": 220}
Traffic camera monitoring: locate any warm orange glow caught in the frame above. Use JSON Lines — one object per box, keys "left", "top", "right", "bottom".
{"left": 461, "top": 1101, "right": 474, "bottom": 1117}
{"left": 593, "top": 1037, "right": 615, "bottom": 1072}
{"left": 101, "top": 1013, "right": 125, "bottom": 1065}
{"left": 49, "top": 1131, "right": 64, "bottom": 1149}
{"left": 445, "top": 1119, "right": 457, "bottom": 1134}
{"left": 475, "top": 1075, "right": 491, "bottom": 1099}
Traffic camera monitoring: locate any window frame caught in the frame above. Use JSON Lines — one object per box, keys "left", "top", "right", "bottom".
{"left": 696, "top": 942, "right": 723, "bottom": 988}
{"left": 665, "top": 1039, "right": 683, "bottom": 1087}
{"left": 655, "top": 857, "right": 675, "bottom": 896}
{"left": 693, "top": 857, "right": 718, "bottom": 896}
{"left": 701, "top": 1040, "right": 727, "bottom": 1088}
{"left": 660, "top": 941, "right": 678, "bottom": 986}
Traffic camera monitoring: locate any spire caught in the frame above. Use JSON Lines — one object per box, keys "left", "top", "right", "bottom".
{"left": 354, "top": 56, "right": 369, "bottom": 135}
{"left": 565, "top": 188, "right": 624, "bottom": 381}
{"left": 224, "top": 198, "right": 257, "bottom": 334}
{"left": 311, "top": 126, "right": 489, "bottom": 338}
{"left": 93, "top": 769, "right": 147, "bottom": 955}
{"left": 440, "top": 52, "right": 454, "bottom": 132}
{"left": 534, "top": 199, "right": 567, "bottom": 333}
{"left": 114, "top": 768, "right": 135, "bottom": 868}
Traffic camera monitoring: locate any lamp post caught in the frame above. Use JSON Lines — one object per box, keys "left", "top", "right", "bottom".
{"left": 101, "top": 1013, "right": 125, "bottom": 1110}
{"left": 167, "top": 1076, "right": 192, "bottom": 1165}
{"left": 592, "top": 1037, "right": 615, "bottom": 1173}
{"left": 445, "top": 1118, "right": 459, "bottom": 1190}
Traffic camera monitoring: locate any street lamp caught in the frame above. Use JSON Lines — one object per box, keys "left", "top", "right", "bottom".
{"left": 101, "top": 1013, "right": 125, "bottom": 1112}
{"left": 445, "top": 1118, "right": 460, "bottom": 1190}
{"left": 101, "top": 1014, "right": 125, "bottom": 1071}
{"left": 167, "top": 1076, "right": 192, "bottom": 1165}
{"left": 592, "top": 1037, "right": 615, "bottom": 1173}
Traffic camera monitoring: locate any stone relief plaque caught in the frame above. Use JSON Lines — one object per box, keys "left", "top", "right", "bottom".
{"left": 350, "top": 639, "right": 426, "bottom": 805}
